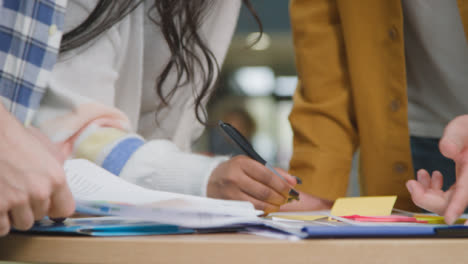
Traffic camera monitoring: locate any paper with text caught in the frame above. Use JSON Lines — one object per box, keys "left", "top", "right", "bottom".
{"left": 65, "top": 159, "right": 262, "bottom": 228}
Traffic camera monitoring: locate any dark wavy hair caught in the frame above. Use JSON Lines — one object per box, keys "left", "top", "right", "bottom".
{"left": 60, "top": 0, "right": 261, "bottom": 124}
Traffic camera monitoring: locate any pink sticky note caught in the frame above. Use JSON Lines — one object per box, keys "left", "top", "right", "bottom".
{"left": 343, "top": 215, "right": 428, "bottom": 224}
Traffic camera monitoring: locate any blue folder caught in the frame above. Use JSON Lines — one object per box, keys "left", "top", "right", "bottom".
{"left": 20, "top": 218, "right": 195, "bottom": 237}
{"left": 302, "top": 225, "right": 468, "bottom": 238}
{"left": 20, "top": 217, "right": 257, "bottom": 237}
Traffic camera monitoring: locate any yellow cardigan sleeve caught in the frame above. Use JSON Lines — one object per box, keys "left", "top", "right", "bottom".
{"left": 288, "top": 0, "right": 358, "bottom": 200}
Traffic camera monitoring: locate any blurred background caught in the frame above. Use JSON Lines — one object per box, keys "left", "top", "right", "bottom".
{"left": 194, "top": 0, "right": 359, "bottom": 196}
{"left": 195, "top": 1, "right": 295, "bottom": 169}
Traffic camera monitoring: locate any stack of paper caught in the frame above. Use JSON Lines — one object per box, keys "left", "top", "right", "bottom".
{"left": 65, "top": 159, "right": 264, "bottom": 229}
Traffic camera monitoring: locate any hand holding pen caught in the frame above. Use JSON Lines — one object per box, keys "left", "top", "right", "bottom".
{"left": 206, "top": 121, "right": 300, "bottom": 214}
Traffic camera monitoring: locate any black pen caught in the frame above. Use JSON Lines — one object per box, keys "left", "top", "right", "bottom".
{"left": 218, "top": 120, "right": 300, "bottom": 201}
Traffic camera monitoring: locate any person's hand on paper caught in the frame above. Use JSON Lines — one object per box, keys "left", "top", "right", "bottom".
{"left": 406, "top": 115, "right": 468, "bottom": 224}
{"left": 207, "top": 155, "right": 297, "bottom": 214}
{"left": 0, "top": 105, "right": 75, "bottom": 236}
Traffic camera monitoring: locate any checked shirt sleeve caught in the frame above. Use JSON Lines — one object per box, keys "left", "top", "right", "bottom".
{"left": 0, "top": 0, "right": 67, "bottom": 125}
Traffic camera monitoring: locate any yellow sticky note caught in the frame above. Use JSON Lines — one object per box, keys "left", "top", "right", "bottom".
{"left": 272, "top": 215, "right": 327, "bottom": 221}
{"left": 331, "top": 196, "right": 397, "bottom": 216}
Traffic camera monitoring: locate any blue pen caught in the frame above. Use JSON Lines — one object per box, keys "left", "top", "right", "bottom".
{"left": 218, "top": 120, "right": 299, "bottom": 201}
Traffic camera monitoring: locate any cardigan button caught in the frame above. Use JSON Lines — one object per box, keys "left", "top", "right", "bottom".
{"left": 388, "top": 27, "right": 398, "bottom": 40}
{"left": 393, "top": 162, "right": 408, "bottom": 174}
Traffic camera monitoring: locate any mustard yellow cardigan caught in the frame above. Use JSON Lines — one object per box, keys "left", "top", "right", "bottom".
{"left": 289, "top": 0, "right": 468, "bottom": 210}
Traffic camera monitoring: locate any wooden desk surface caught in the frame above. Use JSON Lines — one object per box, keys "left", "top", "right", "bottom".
{"left": 1, "top": 233, "right": 468, "bottom": 264}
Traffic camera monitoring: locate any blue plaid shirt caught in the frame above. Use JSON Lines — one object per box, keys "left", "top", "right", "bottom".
{"left": 0, "top": 0, "right": 67, "bottom": 125}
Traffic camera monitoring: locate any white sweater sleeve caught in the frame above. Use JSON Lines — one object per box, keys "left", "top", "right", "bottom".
{"left": 119, "top": 140, "right": 229, "bottom": 196}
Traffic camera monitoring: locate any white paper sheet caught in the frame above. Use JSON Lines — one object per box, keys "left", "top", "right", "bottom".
{"left": 65, "top": 159, "right": 263, "bottom": 228}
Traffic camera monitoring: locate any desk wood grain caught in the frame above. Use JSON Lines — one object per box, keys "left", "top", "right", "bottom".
{"left": 1, "top": 233, "right": 468, "bottom": 264}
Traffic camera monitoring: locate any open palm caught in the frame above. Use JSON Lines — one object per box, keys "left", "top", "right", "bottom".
{"left": 406, "top": 170, "right": 454, "bottom": 216}
{"left": 407, "top": 115, "right": 468, "bottom": 224}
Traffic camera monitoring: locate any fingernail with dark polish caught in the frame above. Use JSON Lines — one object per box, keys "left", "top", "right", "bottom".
{"left": 293, "top": 176, "right": 302, "bottom": 185}
{"left": 51, "top": 218, "right": 66, "bottom": 223}
{"left": 289, "top": 189, "right": 300, "bottom": 201}
{"left": 289, "top": 189, "right": 299, "bottom": 196}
